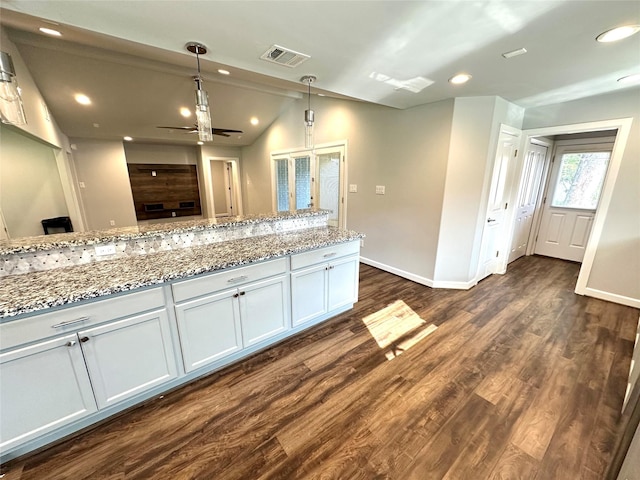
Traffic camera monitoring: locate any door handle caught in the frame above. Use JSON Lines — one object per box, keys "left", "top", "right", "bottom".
{"left": 487, "top": 218, "right": 497, "bottom": 223}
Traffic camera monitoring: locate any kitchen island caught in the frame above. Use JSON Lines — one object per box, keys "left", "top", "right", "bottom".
{"left": 0, "top": 210, "right": 363, "bottom": 461}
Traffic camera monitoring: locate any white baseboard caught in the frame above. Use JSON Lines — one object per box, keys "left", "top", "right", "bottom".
{"left": 580, "top": 287, "right": 640, "bottom": 309}
{"left": 432, "top": 279, "right": 477, "bottom": 290}
{"left": 359, "top": 256, "right": 434, "bottom": 287}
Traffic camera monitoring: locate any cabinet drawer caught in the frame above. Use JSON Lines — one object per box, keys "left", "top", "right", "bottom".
{"left": 172, "top": 257, "right": 288, "bottom": 303}
{"left": 290, "top": 241, "right": 360, "bottom": 270}
{"left": 0, "top": 288, "right": 166, "bottom": 351}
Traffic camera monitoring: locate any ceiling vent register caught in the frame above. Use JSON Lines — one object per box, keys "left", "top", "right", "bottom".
{"left": 260, "top": 45, "right": 310, "bottom": 68}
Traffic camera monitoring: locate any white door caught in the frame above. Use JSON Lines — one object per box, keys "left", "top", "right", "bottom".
{"left": 477, "top": 125, "right": 521, "bottom": 281}
{"left": 508, "top": 141, "right": 548, "bottom": 263}
{"left": 534, "top": 144, "right": 612, "bottom": 262}
{"left": 0, "top": 334, "right": 97, "bottom": 452}
{"left": 314, "top": 146, "right": 346, "bottom": 228}
{"left": 79, "top": 309, "right": 178, "bottom": 409}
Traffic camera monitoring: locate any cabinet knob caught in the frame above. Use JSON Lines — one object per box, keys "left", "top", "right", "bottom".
{"left": 240, "top": 291, "right": 246, "bottom": 296}
{"left": 66, "top": 340, "right": 76, "bottom": 347}
{"left": 80, "top": 336, "right": 90, "bottom": 343}
{"left": 233, "top": 293, "right": 239, "bottom": 298}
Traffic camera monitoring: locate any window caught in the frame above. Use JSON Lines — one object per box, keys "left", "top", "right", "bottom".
{"left": 551, "top": 151, "right": 610, "bottom": 209}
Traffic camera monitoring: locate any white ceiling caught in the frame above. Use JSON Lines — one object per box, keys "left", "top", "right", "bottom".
{"left": 1, "top": 1, "right": 639, "bottom": 146}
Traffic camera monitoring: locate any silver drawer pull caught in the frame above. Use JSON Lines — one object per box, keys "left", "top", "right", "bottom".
{"left": 51, "top": 316, "right": 90, "bottom": 329}
{"left": 323, "top": 252, "right": 337, "bottom": 258}
{"left": 227, "top": 275, "right": 248, "bottom": 284}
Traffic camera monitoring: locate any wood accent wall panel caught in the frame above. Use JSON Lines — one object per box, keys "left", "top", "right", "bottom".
{"left": 127, "top": 164, "right": 201, "bottom": 220}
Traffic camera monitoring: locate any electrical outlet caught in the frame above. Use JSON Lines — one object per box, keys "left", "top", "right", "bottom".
{"left": 375, "top": 185, "right": 385, "bottom": 195}
{"left": 109, "top": 220, "right": 115, "bottom": 226}
{"left": 349, "top": 184, "right": 358, "bottom": 193}
{"left": 79, "top": 182, "right": 86, "bottom": 188}
{"left": 95, "top": 244, "right": 116, "bottom": 256}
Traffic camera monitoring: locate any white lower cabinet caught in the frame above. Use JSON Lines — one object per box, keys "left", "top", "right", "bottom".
{"left": 175, "top": 288, "right": 243, "bottom": 373}
{"left": 78, "top": 309, "right": 178, "bottom": 409}
{"left": 291, "top": 241, "right": 360, "bottom": 327}
{"left": 0, "top": 334, "right": 97, "bottom": 452}
{"left": 173, "top": 258, "right": 290, "bottom": 373}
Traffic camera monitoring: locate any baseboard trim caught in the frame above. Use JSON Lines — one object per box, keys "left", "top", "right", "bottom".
{"left": 359, "top": 257, "right": 434, "bottom": 287}
{"left": 432, "top": 279, "right": 477, "bottom": 290}
{"left": 581, "top": 287, "right": 640, "bottom": 309}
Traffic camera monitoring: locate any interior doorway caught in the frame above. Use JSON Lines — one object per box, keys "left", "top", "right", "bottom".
{"left": 203, "top": 157, "right": 242, "bottom": 218}
{"left": 502, "top": 117, "right": 633, "bottom": 301}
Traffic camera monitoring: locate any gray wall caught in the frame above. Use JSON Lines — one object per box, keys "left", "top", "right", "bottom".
{"left": 124, "top": 143, "right": 198, "bottom": 165}
{"left": 0, "top": 125, "right": 69, "bottom": 237}
{"left": 241, "top": 95, "right": 454, "bottom": 283}
{"left": 71, "top": 139, "right": 137, "bottom": 230}
{"left": 523, "top": 88, "right": 640, "bottom": 302}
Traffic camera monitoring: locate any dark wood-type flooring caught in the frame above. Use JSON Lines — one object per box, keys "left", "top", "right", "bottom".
{"left": 2, "top": 255, "right": 639, "bottom": 479}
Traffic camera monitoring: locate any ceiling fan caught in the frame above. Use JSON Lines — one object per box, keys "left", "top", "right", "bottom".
{"left": 156, "top": 125, "right": 243, "bottom": 137}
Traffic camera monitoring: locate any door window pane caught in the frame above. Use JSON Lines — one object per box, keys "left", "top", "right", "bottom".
{"left": 275, "top": 159, "right": 289, "bottom": 212}
{"left": 294, "top": 156, "right": 311, "bottom": 209}
{"left": 551, "top": 151, "right": 610, "bottom": 209}
{"left": 317, "top": 152, "right": 340, "bottom": 226}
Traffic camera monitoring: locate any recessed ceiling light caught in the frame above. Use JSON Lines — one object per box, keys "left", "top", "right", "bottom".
{"left": 74, "top": 93, "right": 91, "bottom": 105}
{"left": 179, "top": 107, "right": 191, "bottom": 117}
{"left": 596, "top": 25, "right": 640, "bottom": 42}
{"left": 618, "top": 73, "right": 640, "bottom": 84}
{"left": 93, "top": 123, "right": 100, "bottom": 128}
{"left": 449, "top": 73, "right": 472, "bottom": 85}
{"left": 197, "top": 141, "right": 204, "bottom": 145}
{"left": 39, "top": 27, "right": 61, "bottom": 36}
{"left": 123, "top": 136, "right": 133, "bottom": 141}
{"left": 250, "top": 117, "right": 259, "bottom": 125}
{"left": 502, "top": 47, "right": 527, "bottom": 59}
{"left": 217, "top": 69, "right": 230, "bottom": 75}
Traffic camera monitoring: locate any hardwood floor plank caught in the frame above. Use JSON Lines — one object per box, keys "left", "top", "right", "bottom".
{"left": 488, "top": 443, "right": 539, "bottom": 480}
{"left": 3, "top": 257, "right": 637, "bottom": 480}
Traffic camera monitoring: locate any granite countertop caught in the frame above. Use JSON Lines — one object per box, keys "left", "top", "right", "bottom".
{"left": 0, "top": 209, "right": 329, "bottom": 255}
{"left": 0, "top": 227, "right": 363, "bottom": 319}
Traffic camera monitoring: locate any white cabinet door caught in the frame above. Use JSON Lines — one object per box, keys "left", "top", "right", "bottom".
{"left": 79, "top": 310, "right": 178, "bottom": 409}
{"left": 291, "top": 264, "right": 328, "bottom": 327}
{"left": 0, "top": 334, "right": 97, "bottom": 452}
{"left": 328, "top": 255, "right": 360, "bottom": 311}
{"left": 239, "top": 275, "right": 290, "bottom": 347}
{"left": 175, "top": 288, "right": 243, "bottom": 373}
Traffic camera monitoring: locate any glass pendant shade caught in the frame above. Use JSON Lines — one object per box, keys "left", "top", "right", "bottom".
{"left": 195, "top": 87, "right": 213, "bottom": 142}
{"left": 0, "top": 52, "right": 27, "bottom": 126}
{"left": 304, "top": 108, "right": 314, "bottom": 148}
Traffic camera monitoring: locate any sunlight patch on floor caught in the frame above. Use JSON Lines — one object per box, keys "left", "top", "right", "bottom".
{"left": 362, "top": 299, "right": 438, "bottom": 361}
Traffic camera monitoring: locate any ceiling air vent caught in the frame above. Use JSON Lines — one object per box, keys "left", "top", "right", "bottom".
{"left": 260, "top": 44, "right": 310, "bottom": 68}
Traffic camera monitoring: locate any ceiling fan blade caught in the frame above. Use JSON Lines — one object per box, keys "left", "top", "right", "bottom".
{"left": 212, "top": 128, "right": 243, "bottom": 134}
{"left": 156, "top": 126, "right": 197, "bottom": 131}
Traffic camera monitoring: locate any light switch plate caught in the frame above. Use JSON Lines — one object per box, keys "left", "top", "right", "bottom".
{"left": 376, "top": 185, "right": 385, "bottom": 195}
{"left": 349, "top": 184, "right": 358, "bottom": 193}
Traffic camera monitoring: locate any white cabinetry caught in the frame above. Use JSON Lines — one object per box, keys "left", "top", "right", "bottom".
{"left": 0, "top": 288, "right": 176, "bottom": 452}
{"left": 78, "top": 309, "right": 178, "bottom": 409}
{"left": 290, "top": 241, "right": 360, "bottom": 327}
{"left": 173, "top": 258, "right": 290, "bottom": 373}
{"left": 0, "top": 334, "right": 97, "bottom": 452}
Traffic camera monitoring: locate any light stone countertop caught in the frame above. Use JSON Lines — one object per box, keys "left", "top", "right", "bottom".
{"left": 1, "top": 227, "right": 363, "bottom": 319}
{"left": 0, "top": 209, "right": 329, "bottom": 255}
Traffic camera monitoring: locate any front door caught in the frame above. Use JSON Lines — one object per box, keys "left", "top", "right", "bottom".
{"left": 508, "top": 141, "right": 548, "bottom": 264}
{"left": 534, "top": 144, "right": 612, "bottom": 262}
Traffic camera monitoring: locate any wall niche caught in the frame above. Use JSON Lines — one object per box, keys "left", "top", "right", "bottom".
{"left": 127, "top": 164, "right": 202, "bottom": 220}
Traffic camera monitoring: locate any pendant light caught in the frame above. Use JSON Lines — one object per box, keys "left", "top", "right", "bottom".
{"left": 301, "top": 75, "right": 316, "bottom": 148}
{"left": 0, "top": 52, "right": 27, "bottom": 126}
{"left": 186, "top": 42, "right": 213, "bottom": 142}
